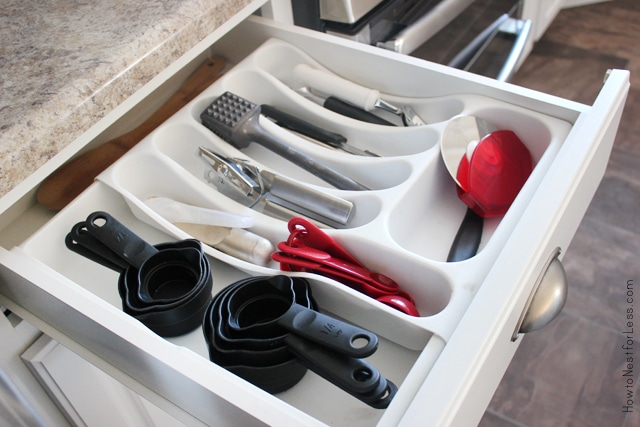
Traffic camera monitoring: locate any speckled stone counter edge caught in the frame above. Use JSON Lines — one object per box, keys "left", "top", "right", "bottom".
{"left": 0, "top": 0, "right": 254, "bottom": 199}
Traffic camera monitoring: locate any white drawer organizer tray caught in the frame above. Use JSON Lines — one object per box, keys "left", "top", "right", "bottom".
{"left": 0, "top": 16, "right": 629, "bottom": 427}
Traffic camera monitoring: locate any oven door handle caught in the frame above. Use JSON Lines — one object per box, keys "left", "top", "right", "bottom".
{"left": 378, "top": 0, "right": 532, "bottom": 83}
{"left": 447, "top": 13, "right": 510, "bottom": 70}
{"left": 377, "top": 0, "right": 475, "bottom": 54}
{"left": 496, "top": 17, "right": 532, "bottom": 82}
{"left": 447, "top": 13, "right": 533, "bottom": 83}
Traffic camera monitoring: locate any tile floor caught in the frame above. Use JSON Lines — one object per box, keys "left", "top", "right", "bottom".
{"left": 476, "top": 1, "right": 640, "bottom": 426}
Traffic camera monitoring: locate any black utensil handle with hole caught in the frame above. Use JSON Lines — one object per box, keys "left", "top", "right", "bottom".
{"left": 278, "top": 303, "right": 378, "bottom": 358}
{"left": 83, "top": 211, "right": 158, "bottom": 269}
{"left": 284, "top": 334, "right": 395, "bottom": 408}
{"left": 65, "top": 223, "right": 129, "bottom": 272}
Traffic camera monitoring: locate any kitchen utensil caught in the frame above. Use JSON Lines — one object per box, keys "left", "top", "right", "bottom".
{"left": 456, "top": 129, "right": 532, "bottom": 217}
{"left": 293, "top": 63, "right": 425, "bottom": 126}
{"left": 198, "top": 146, "right": 354, "bottom": 227}
{"left": 202, "top": 275, "right": 396, "bottom": 408}
{"left": 441, "top": 116, "right": 495, "bottom": 261}
{"left": 141, "top": 197, "right": 274, "bottom": 266}
{"left": 260, "top": 104, "right": 348, "bottom": 147}
{"left": 446, "top": 207, "right": 484, "bottom": 262}
{"left": 200, "top": 91, "right": 369, "bottom": 191}
{"left": 173, "top": 222, "right": 274, "bottom": 266}
{"left": 441, "top": 116, "right": 532, "bottom": 261}
{"left": 144, "top": 196, "right": 255, "bottom": 228}
{"left": 272, "top": 217, "right": 419, "bottom": 316}
{"left": 225, "top": 276, "right": 378, "bottom": 356}
{"left": 296, "top": 87, "right": 395, "bottom": 126}
{"left": 65, "top": 211, "right": 212, "bottom": 337}
{"left": 65, "top": 222, "right": 130, "bottom": 272}
{"left": 260, "top": 104, "right": 378, "bottom": 156}
{"left": 203, "top": 275, "right": 315, "bottom": 393}
{"left": 441, "top": 116, "right": 496, "bottom": 188}
{"left": 37, "top": 56, "right": 227, "bottom": 211}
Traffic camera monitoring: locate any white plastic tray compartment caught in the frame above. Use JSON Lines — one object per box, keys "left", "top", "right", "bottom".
{"left": 90, "top": 35, "right": 573, "bottom": 334}
{"left": 17, "top": 180, "right": 438, "bottom": 426}
{"left": 196, "top": 37, "right": 573, "bottom": 260}
{"left": 95, "top": 145, "right": 454, "bottom": 324}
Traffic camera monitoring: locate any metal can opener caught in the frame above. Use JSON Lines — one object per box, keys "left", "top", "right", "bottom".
{"left": 198, "top": 146, "right": 354, "bottom": 228}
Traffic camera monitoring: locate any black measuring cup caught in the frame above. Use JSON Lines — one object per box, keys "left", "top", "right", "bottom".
{"left": 66, "top": 211, "right": 212, "bottom": 337}
{"left": 202, "top": 276, "right": 311, "bottom": 393}
{"left": 226, "top": 275, "right": 378, "bottom": 356}
{"left": 202, "top": 275, "right": 397, "bottom": 408}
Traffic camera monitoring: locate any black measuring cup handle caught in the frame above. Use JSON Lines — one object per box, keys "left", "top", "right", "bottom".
{"left": 284, "top": 334, "right": 396, "bottom": 408}
{"left": 65, "top": 222, "right": 129, "bottom": 272}
{"left": 83, "top": 211, "right": 158, "bottom": 269}
{"left": 278, "top": 303, "right": 378, "bottom": 358}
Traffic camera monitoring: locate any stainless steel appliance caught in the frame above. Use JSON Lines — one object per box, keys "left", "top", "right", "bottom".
{"left": 291, "top": 0, "right": 532, "bottom": 80}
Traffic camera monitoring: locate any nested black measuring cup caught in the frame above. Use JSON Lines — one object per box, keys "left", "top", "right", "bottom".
{"left": 65, "top": 211, "right": 212, "bottom": 337}
{"left": 202, "top": 275, "right": 397, "bottom": 408}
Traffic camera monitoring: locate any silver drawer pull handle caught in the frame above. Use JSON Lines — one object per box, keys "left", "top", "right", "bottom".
{"left": 512, "top": 248, "right": 568, "bottom": 341}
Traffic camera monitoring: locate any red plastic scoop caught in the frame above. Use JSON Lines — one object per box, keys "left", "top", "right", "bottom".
{"left": 441, "top": 115, "right": 533, "bottom": 262}
{"left": 456, "top": 129, "right": 532, "bottom": 217}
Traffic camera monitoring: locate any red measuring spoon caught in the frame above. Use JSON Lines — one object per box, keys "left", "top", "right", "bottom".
{"left": 274, "top": 242, "right": 400, "bottom": 295}
{"left": 274, "top": 218, "right": 419, "bottom": 316}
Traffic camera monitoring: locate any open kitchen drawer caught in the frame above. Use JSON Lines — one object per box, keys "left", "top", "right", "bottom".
{"left": 0, "top": 4, "right": 629, "bottom": 427}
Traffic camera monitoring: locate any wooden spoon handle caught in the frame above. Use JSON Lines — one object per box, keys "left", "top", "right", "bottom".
{"left": 36, "top": 56, "right": 226, "bottom": 210}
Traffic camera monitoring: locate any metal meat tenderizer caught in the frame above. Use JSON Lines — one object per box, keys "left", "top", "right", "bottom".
{"left": 200, "top": 92, "right": 369, "bottom": 191}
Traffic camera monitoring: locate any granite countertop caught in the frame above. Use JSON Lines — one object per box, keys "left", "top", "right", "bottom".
{"left": 0, "top": 0, "right": 254, "bottom": 199}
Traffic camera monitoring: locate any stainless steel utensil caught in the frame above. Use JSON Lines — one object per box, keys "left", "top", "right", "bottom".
{"left": 293, "top": 63, "right": 426, "bottom": 126}
{"left": 441, "top": 115, "right": 496, "bottom": 187}
{"left": 200, "top": 92, "right": 369, "bottom": 191}
{"left": 260, "top": 104, "right": 379, "bottom": 156}
{"left": 296, "top": 87, "right": 396, "bottom": 126}
{"left": 198, "top": 147, "right": 354, "bottom": 227}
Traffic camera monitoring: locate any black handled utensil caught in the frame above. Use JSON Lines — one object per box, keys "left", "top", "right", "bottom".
{"left": 200, "top": 92, "right": 369, "bottom": 191}
{"left": 261, "top": 104, "right": 379, "bottom": 156}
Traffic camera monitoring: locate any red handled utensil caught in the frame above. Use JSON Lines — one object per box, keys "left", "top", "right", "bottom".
{"left": 441, "top": 116, "right": 533, "bottom": 262}
{"left": 273, "top": 218, "right": 419, "bottom": 316}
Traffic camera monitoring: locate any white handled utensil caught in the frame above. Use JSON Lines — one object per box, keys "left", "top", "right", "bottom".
{"left": 143, "top": 197, "right": 274, "bottom": 266}
{"left": 293, "top": 63, "right": 425, "bottom": 126}
{"left": 145, "top": 197, "right": 255, "bottom": 228}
